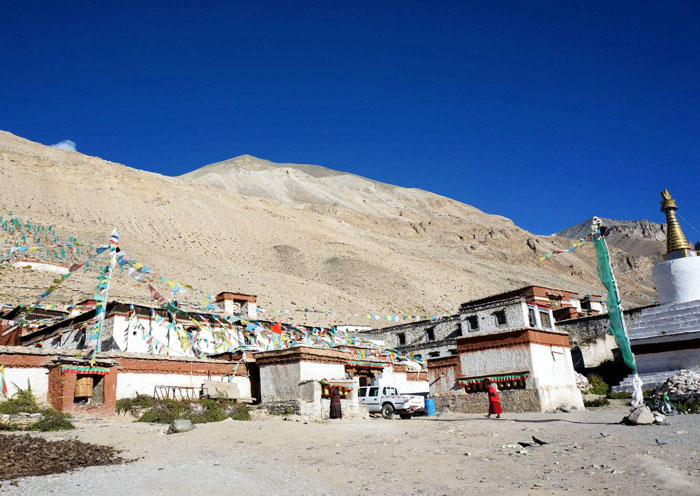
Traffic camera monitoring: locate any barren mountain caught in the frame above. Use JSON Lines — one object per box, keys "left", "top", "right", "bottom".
{"left": 0, "top": 131, "right": 658, "bottom": 326}
{"left": 556, "top": 218, "right": 667, "bottom": 259}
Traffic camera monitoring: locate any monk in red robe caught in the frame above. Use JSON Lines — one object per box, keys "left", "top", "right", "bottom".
{"left": 485, "top": 379, "right": 502, "bottom": 419}
{"left": 329, "top": 387, "right": 342, "bottom": 419}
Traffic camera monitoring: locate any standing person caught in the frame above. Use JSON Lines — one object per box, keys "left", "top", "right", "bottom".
{"left": 485, "top": 379, "right": 502, "bottom": 419}
{"left": 329, "top": 386, "right": 342, "bottom": 419}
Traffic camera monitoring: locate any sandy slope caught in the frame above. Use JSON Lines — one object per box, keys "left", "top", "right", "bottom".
{"left": 0, "top": 131, "right": 656, "bottom": 326}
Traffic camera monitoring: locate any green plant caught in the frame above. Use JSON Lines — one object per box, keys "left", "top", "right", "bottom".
{"left": 583, "top": 374, "right": 610, "bottom": 396}
{"left": 584, "top": 397, "right": 610, "bottom": 408}
{"left": 28, "top": 409, "right": 75, "bottom": 432}
{"left": 671, "top": 398, "right": 700, "bottom": 414}
{"left": 135, "top": 397, "right": 250, "bottom": 424}
{"left": 0, "top": 381, "right": 40, "bottom": 414}
{"left": 116, "top": 394, "right": 155, "bottom": 415}
{"left": 228, "top": 403, "right": 251, "bottom": 421}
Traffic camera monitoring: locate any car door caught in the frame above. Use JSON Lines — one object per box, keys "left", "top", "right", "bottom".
{"left": 365, "top": 386, "right": 380, "bottom": 412}
{"left": 357, "top": 387, "right": 367, "bottom": 405}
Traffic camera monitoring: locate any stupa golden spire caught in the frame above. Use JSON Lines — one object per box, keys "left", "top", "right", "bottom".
{"left": 660, "top": 189, "right": 694, "bottom": 259}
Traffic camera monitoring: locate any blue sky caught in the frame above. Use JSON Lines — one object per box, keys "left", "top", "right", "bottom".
{"left": 1, "top": 1, "right": 699, "bottom": 237}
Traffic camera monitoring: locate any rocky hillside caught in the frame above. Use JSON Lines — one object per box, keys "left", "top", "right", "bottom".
{"left": 556, "top": 218, "right": 667, "bottom": 260}
{"left": 0, "top": 131, "right": 658, "bottom": 326}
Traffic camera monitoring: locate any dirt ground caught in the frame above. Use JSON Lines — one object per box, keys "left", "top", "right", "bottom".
{"left": 1, "top": 402, "right": 699, "bottom": 496}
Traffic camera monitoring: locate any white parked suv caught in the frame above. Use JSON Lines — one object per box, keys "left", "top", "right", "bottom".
{"left": 357, "top": 386, "right": 413, "bottom": 419}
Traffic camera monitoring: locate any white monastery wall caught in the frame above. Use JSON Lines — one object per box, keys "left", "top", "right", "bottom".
{"left": 2, "top": 366, "right": 49, "bottom": 406}
{"left": 299, "top": 361, "right": 345, "bottom": 382}
{"left": 529, "top": 343, "right": 583, "bottom": 410}
{"left": 115, "top": 372, "right": 250, "bottom": 400}
{"left": 459, "top": 346, "right": 532, "bottom": 378}
{"left": 376, "top": 367, "right": 428, "bottom": 394}
{"left": 578, "top": 335, "right": 618, "bottom": 368}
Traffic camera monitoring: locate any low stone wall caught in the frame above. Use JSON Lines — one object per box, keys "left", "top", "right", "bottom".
{"left": 261, "top": 400, "right": 302, "bottom": 416}
{"left": 434, "top": 389, "right": 541, "bottom": 413}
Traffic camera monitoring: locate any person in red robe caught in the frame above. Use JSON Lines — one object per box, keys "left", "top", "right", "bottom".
{"left": 485, "top": 379, "right": 502, "bottom": 419}
{"left": 329, "top": 387, "right": 342, "bottom": 419}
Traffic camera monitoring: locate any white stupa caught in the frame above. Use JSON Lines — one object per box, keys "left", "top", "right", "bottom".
{"left": 615, "top": 190, "right": 700, "bottom": 391}
{"left": 651, "top": 189, "right": 700, "bottom": 304}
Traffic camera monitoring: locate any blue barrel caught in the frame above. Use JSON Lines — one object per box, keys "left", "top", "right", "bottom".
{"left": 425, "top": 398, "right": 436, "bottom": 416}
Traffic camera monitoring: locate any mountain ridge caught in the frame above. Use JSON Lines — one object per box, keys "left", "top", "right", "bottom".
{"left": 556, "top": 217, "right": 667, "bottom": 259}
{"left": 0, "top": 131, "right": 658, "bottom": 325}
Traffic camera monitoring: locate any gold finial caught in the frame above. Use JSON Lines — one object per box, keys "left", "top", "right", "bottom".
{"left": 660, "top": 189, "right": 694, "bottom": 259}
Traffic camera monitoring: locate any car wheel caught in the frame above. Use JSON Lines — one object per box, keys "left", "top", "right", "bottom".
{"left": 381, "top": 403, "right": 394, "bottom": 419}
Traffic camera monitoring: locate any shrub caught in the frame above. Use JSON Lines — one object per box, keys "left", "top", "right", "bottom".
{"left": 583, "top": 374, "right": 610, "bottom": 396}
{"left": 116, "top": 394, "right": 156, "bottom": 415}
{"left": 134, "top": 397, "right": 250, "bottom": 424}
{"left": 584, "top": 397, "right": 610, "bottom": 408}
{"left": 671, "top": 398, "right": 700, "bottom": 414}
{"left": 228, "top": 403, "right": 251, "bottom": 421}
{"left": 28, "top": 409, "right": 75, "bottom": 432}
{"left": 0, "top": 381, "right": 40, "bottom": 414}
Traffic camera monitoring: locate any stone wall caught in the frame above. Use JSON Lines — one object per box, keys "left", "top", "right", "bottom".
{"left": 458, "top": 298, "right": 530, "bottom": 335}
{"left": 362, "top": 297, "right": 553, "bottom": 361}
{"left": 262, "top": 400, "right": 301, "bottom": 416}
{"left": 556, "top": 307, "right": 646, "bottom": 370}
{"left": 434, "top": 389, "right": 541, "bottom": 413}
{"left": 361, "top": 316, "right": 462, "bottom": 356}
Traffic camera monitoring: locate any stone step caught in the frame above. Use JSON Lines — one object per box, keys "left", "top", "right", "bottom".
{"left": 630, "top": 326, "right": 700, "bottom": 339}
{"left": 629, "top": 309, "right": 700, "bottom": 338}
{"left": 632, "top": 312, "right": 700, "bottom": 325}
{"left": 638, "top": 299, "right": 700, "bottom": 315}
{"left": 613, "top": 371, "right": 680, "bottom": 392}
{"left": 632, "top": 320, "right": 700, "bottom": 333}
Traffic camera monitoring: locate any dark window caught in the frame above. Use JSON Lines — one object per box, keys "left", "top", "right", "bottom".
{"left": 494, "top": 310, "right": 507, "bottom": 326}
{"left": 449, "top": 349, "right": 458, "bottom": 355}
{"left": 428, "top": 351, "right": 440, "bottom": 358}
{"left": 454, "top": 324, "right": 463, "bottom": 337}
{"left": 397, "top": 332, "right": 406, "bottom": 345}
{"left": 358, "top": 387, "right": 367, "bottom": 398}
{"left": 528, "top": 307, "right": 537, "bottom": 327}
{"left": 540, "top": 310, "right": 552, "bottom": 328}
{"left": 467, "top": 316, "right": 479, "bottom": 331}
{"left": 414, "top": 354, "right": 422, "bottom": 360}
{"left": 426, "top": 328, "right": 435, "bottom": 341}
{"left": 368, "top": 387, "right": 379, "bottom": 397}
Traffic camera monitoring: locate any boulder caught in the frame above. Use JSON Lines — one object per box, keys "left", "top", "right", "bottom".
{"left": 575, "top": 373, "right": 591, "bottom": 391}
{"left": 167, "top": 419, "right": 194, "bottom": 434}
{"left": 653, "top": 413, "right": 667, "bottom": 425}
{"left": 623, "top": 406, "right": 654, "bottom": 425}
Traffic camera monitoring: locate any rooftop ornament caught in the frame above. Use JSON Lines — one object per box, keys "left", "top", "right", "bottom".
{"left": 660, "top": 189, "right": 696, "bottom": 259}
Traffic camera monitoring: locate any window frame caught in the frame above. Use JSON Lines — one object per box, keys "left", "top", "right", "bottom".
{"left": 494, "top": 310, "right": 507, "bottom": 326}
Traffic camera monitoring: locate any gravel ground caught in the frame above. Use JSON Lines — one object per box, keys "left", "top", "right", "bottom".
{"left": 1, "top": 404, "right": 698, "bottom": 495}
